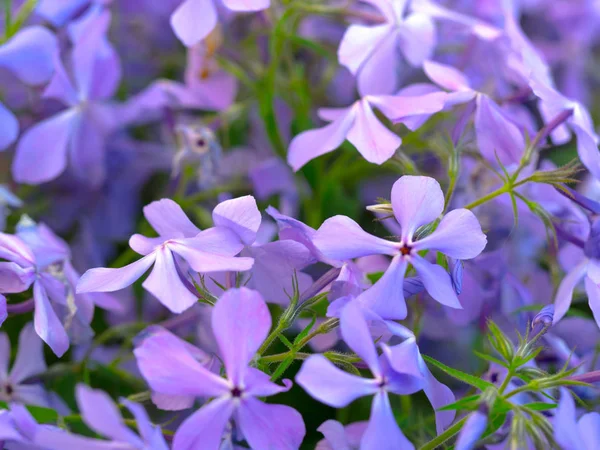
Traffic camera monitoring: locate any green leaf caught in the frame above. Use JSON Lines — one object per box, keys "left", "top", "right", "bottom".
{"left": 522, "top": 402, "right": 557, "bottom": 412}
{"left": 422, "top": 355, "right": 493, "bottom": 391}
{"left": 366, "top": 272, "right": 384, "bottom": 284}
{"left": 437, "top": 394, "right": 481, "bottom": 411}
{"left": 278, "top": 334, "right": 294, "bottom": 349}
{"left": 293, "top": 312, "right": 316, "bottom": 346}
{"left": 0, "top": 402, "right": 58, "bottom": 423}
{"left": 473, "top": 350, "right": 508, "bottom": 368}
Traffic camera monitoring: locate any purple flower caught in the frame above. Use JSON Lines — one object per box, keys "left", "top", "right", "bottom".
{"left": 423, "top": 60, "right": 526, "bottom": 167}
{"left": 12, "top": 9, "right": 120, "bottom": 186}
{"left": 134, "top": 287, "right": 306, "bottom": 450}
{"left": 0, "top": 323, "right": 49, "bottom": 407}
{"left": 313, "top": 175, "right": 487, "bottom": 319}
{"left": 0, "top": 403, "right": 44, "bottom": 448}
{"left": 36, "top": 384, "right": 169, "bottom": 450}
{"left": 287, "top": 92, "right": 447, "bottom": 171}
{"left": 554, "top": 388, "right": 600, "bottom": 450}
{"left": 77, "top": 198, "right": 253, "bottom": 313}
{"left": 0, "top": 222, "right": 120, "bottom": 356}
{"left": 36, "top": 0, "right": 111, "bottom": 26}
{"left": 338, "top": 0, "right": 436, "bottom": 96}
{"left": 528, "top": 71, "right": 600, "bottom": 181}
{"left": 211, "top": 196, "right": 313, "bottom": 304}
{"left": 455, "top": 410, "right": 488, "bottom": 450}
{"left": 316, "top": 420, "right": 368, "bottom": 450}
{"left": 0, "top": 26, "right": 58, "bottom": 151}
{"left": 171, "top": 0, "right": 270, "bottom": 47}
{"left": 553, "top": 218, "right": 600, "bottom": 327}
{"left": 296, "top": 302, "right": 424, "bottom": 449}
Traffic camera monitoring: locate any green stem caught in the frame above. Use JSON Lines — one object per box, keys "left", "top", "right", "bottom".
{"left": 498, "top": 368, "right": 515, "bottom": 395}
{"left": 419, "top": 416, "right": 468, "bottom": 450}
{"left": 260, "top": 351, "right": 310, "bottom": 363}
{"left": 463, "top": 185, "right": 509, "bottom": 210}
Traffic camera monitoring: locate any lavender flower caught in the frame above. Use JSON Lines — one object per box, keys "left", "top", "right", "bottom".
{"left": 36, "top": 384, "right": 169, "bottom": 449}
{"left": 135, "top": 287, "right": 305, "bottom": 449}
{"left": 313, "top": 175, "right": 487, "bottom": 319}
{"left": 297, "top": 302, "right": 425, "bottom": 449}
{"left": 77, "top": 198, "right": 253, "bottom": 313}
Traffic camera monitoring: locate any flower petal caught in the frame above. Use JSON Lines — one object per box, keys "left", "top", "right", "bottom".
{"left": 553, "top": 261, "right": 588, "bottom": 324}
{"left": 391, "top": 176, "right": 444, "bottom": 240}
{"left": 584, "top": 276, "right": 600, "bottom": 329}
{"left": 338, "top": 24, "right": 393, "bottom": 76}
{"left": 170, "top": 0, "right": 218, "bottom": 47}
{"left": 287, "top": 106, "right": 356, "bottom": 171}
{"left": 12, "top": 109, "right": 80, "bottom": 185}
{"left": 347, "top": 100, "right": 401, "bottom": 164}
{"left": 244, "top": 368, "right": 292, "bottom": 397}
{"left": 356, "top": 29, "right": 399, "bottom": 96}
{"left": 237, "top": 397, "right": 306, "bottom": 450}
{"left": 341, "top": 302, "right": 382, "bottom": 376}
{"left": 357, "top": 256, "right": 408, "bottom": 320}
{"left": 33, "top": 280, "right": 69, "bottom": 357}
{"left": 212, "top": 196, "right": 261, "bottom": 246}
{"left": 0, "top": 26, "right": 58, "bottom": 86}
{"left": 573, "top": 124, "right": 600, "bottom": 181}
{"left": 361, "top": 391, "right": 415, "bottom": 450}
{"left": 221, "top": 0, "right": 269, "bottom": 11}
{"left": 77, "top": 253, "right": 156, "bottom": 293}
{"left": 413, "top": 209, "right": 487, "bottom": 259}
{"left": 579, "top": 413, "right": 600, "bottom": 449}
{"left": 313, "top": 216, "right": 398, "bottom": 261}
{"left": 9, "top": 323, "right": 46, "bottom": 384}
{"left": 134, "top": 327, "right": 229, "bottom": 398}
{"left": 411, "top": 256, "right": 462, "bottom": 309}
{"left": 169, "top": 240, "right": 253, "bottom": 273}
{"left": 423, "top": 60, "right": 471, "bottom": 92}
{"left": 474, "top": 94, "right": 524, "bottom": 166}
{"left": 212, "top": 288, "right": 271, "bottom": 385}
{"left": 172, "top": 397, "right": 235, "bottom": 450}
{"left": 369, "top": 92, "right": 447, "bottom": 123}
{"left": 555, "top": 388, "right": 586, "bottom": 450}
{"left": 296, "top": 355, "right": 379, "bottom": 408}
{"left": 398, "top": 13, "right": 436, "bottom": 66}
{"left": 143, "top": 199, "right": 201, "bottom": 240}
{"left": 76, "top": 384, "right": 140, "bottom": 445}
{"left": 142, "top": 247, "right": 198, "bottom": 313}
{"left": 0, "top": 102, "right": 19, "bottom": 151}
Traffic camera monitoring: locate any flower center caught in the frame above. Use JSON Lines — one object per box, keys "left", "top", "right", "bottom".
{"left": 231, "top": 386, "right": 243, "bottom": 398}
{"left": 377, "top": 377, "right": 388, "bottom": 389}
{"left": 400, "top": 244, "right": 412, "bottom": 256}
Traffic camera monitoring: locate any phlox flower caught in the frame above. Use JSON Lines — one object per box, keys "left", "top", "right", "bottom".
{"left": 316, "top": 420, "right": 368, "bottom": 450}
{"left": 287, "top": 92, "right": 447, "bottom": 171}
{"left": 553, "top": 218, "right": 600, "bottom": 328}
{"left": 554, "top": 388, "right": 600, "bottom": 450}
{"left": 0, "top": 26, "right": 58, "bottom": 150}
{"left": 296, "top": 302, "right": 425, "bottom": 449}
{"left": 12, "top": 10, "right": 121, "bottom": 186}
{"left": 423, "top": 60, "right": 526, "bottom": 167}
{"left": 171, "top": 0, "right": 270, "bottom": 47}
{"left": 211, "top": 196, "right": 313, "bottom": 304}
{"left": 338, "top": 0, "right": 436, "bottom": 96}
{"left": 134, "top": 287, "right": 306, "bottom": 450}
{"left": 0, "top": 221, "right": 121, "bottom": 356}
{"left": 313, "top": 175, "right": 487, "bottom": 319}
{"left": 0, "top": 323, "right": 48, "bottom": 407}
{"left": 77, "top": 198, "right": 253, "bottom": 313}
{"left": 36, "top": 384, "right": 168, "bottom": 450}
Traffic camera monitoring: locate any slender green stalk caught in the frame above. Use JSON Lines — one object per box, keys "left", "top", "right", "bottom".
{"left": 419, "top": 416, "right": 468, "bottom": 450}
{"left": 463, "top": 185, "right": 510, "bottom": 210}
